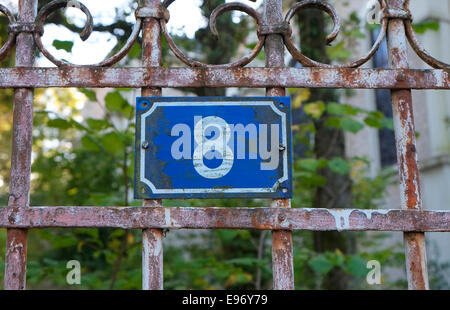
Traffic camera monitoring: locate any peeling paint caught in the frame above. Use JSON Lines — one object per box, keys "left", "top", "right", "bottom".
{"left": 165, "top": 208, "right": 181, "bottom": 228}
{"left": 358, "top": 209, "right": 391, "bottom": 220}
{"left": 327, "top": 209, "right": 355, "bottom": 232}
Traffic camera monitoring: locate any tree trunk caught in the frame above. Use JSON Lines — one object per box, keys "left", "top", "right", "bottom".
{"left": 296, "top": 8, "right": 356, "bottom": 290}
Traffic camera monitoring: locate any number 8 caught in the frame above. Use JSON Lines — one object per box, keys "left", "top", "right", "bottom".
{"left": 193, "top": 116, "right": 234, "bottom": 179}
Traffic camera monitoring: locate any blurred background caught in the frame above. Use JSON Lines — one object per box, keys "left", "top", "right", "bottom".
{"left": 0, "top": 0, "right": 449, "bottom": 289}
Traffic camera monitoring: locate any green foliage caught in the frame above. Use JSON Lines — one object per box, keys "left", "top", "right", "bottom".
{"left": 101, "top": 132, "right": 124, "bottom": 154}
{"left": 303, "top": 101, "right": 325, "bottom": 119}
{"left": 308, "top": 252, "right": 367, "bottom": 279}
{"left": 78, "top": 88, "right": 97, "bottom": 102}
{"left": 86, "top": 118, "right": 111, "bottom": 131}
{"left": 326, "top": 11, "right": 365, "bottom": 63}
{"left": 302, "top": 102, "right": 394, "bottom": 135}
{"left": 81, "top": 136, "right": 101, "bottom": 152}
{"left": 328, "top": 158, "right": 351, "bottom": 175}
{"left": 309, "top": 254, "right": 335, "bottom": 275}
{"left": 413, "top": 20, "right": 440, "bottom": 34}
{"left": 327, "top": 41, "right": 351, "bottom": 62}
{"left": 52, "top": 40, "right": 74, "bottom": 52}
{"left": 105, "top": 91, "right": 133, "bottom": 117}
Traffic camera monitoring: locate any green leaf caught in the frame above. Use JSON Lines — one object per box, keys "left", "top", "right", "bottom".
{"left": 81, "top": 136, "right": 101, "bottom": 152}
{"left": 226, "top": 257, "right": 260, "bottom": 267}
{"left": 412, "top": 21, "right": 439, "bottom": 34}
{"left": 101, "top": 132, "right": 123, "bottom": 154}
{"left": 52, "top": 40, "right": 74, "bottom": 52}
{"left": 292, "top": 89, "right": 311, "bottom": 109}
{"left": 297, "top": 159, "right": 320, "bottom": 172}
{"left": 368, "top": 111, "right": 384, "bottom": 119}
{"left": 326, "top": 41, "right": 351, "bottom": 61}
{"left": 381, "top": 117, "right": 395, "bottom": 131}
{"left": 340, "top": 117, "right": 364, "bottom": 133}
{"left": 296, "top": 171, "right": 327, "bottom": 187}
{"left": 70, "top": 119, "right": 89, "bottom": 132}
{"left": 127, "top": 43, "right": 142, "bottom": 59}
{"left": 304, "top": 101, "right": 325, "bottom": 119}
{"left": 236, "top": 230, "right": 251, "bottom": 240}
{"left": 86, "top": 118, "right": 111, "bottom": 131}
{"left": 364, "top": 117, "right": 382, "bottom": 129}
{"left": 326, "top": 103, "right": 359, "bottom": 116}
{"left": 122, "top": 104, "right": 133, "bottom": 118}
{"left": 217, "top": 230, "right": 238, "bottom": 242}
{"left": 79, "top": 88, "right": 97, "bottom": 101}
{"left": 328, "top": 250, "right": 345, "bottom": 267}
{"left": 309, "top": 255, "right": 334, "bottom": 275}
{"left": 47, "top": 118, "right": 72, "bottom": 130}
{"left": 52, "top": 236, "right": 77, "bottom": 249}
{"left": 327, "top": 103, "right": 347, "bottom": 116}
{"left": 329, "top": 157, "right": 351, "bottom": 175}
{"left": 325, "top": 116, "right": 341, "bottom": 128}
{"left": 105, "top": 91, "right": 131, "bottom": 115}
{"left": 297, "top": 158, "right": 327, "bottom": 172}
{"left": 345, "top": 255, "right": 368, "bottom": 278}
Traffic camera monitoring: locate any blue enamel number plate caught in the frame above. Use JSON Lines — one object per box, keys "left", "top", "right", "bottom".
{"left": 134, "top": 97, "right": 293, "bottom": 199}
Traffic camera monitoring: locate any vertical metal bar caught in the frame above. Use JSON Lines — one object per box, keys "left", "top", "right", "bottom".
{"left": 270, "top": 199, "right": 294, "bottom": 290}
{"left": 141, "top": 0, "right": 164, "bottom": 290}
{"left": 142, "top": 201, "right": 163, "bottom": 290}
{"left": 4, "top": 0, "right": 37, "bottom": 291}
{"left": 386, "top": 0, "right": 429, "bottom": 290}
{"left": 264, "top": 0, "right": 295, "bottom": 290}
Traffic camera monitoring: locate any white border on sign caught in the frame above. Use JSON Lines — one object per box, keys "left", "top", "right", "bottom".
{"left": 140, "top": 101, "right": 288, "bottom": 194}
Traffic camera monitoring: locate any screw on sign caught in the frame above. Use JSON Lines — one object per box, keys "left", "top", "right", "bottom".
{"left": 134, "top": 97, "right": 293, "bottom": 199}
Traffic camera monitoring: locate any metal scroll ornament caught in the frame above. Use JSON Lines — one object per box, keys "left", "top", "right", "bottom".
{"left": 0, "top": 0, "right": 447, "bottom": 69}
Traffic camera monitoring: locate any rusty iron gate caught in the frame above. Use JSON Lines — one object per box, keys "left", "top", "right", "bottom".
{"left": 0, "top": 0, "right": 449, "bottom": 290}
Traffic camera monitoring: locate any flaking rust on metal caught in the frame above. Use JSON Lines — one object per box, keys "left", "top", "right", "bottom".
{"left": 265, "top": 0, "right": 294, "bottom": 291}
{"left": 387, "top": 0, "right": 429, "bottom": 290}
{"left": 5, "top": 229, "right": 28, "bottom": 290}
{"left": 2, "top": 207, "right": 450, "bottom": 231}
{"left": 141, "top": 0, "right": 164, "bottom": 291}
{"left": 0, "top": 67, "right": 448, "bottom": 89}
{"left": 272, "top": 229, "right": 294, "bottom": 290}
{"left": 4, "top": 0, "right": 37, "bottom": 291}
{"left": 164, "top": 209, "right": 181, "bottom": 228}
{"left": 142, "top": 228, "right": 163, "bottom": 290}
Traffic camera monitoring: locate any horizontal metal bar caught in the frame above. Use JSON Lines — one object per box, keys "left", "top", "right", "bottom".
{"left": 0, "top": 67, "right": 448, "bottom": 89}
{"left": 1, "top": 207, "right": 450, "bottom": 231}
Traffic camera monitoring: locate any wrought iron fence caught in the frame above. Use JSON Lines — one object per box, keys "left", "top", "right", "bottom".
{"left": 0, "top": 0, "right": 449, "bottom": 290}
